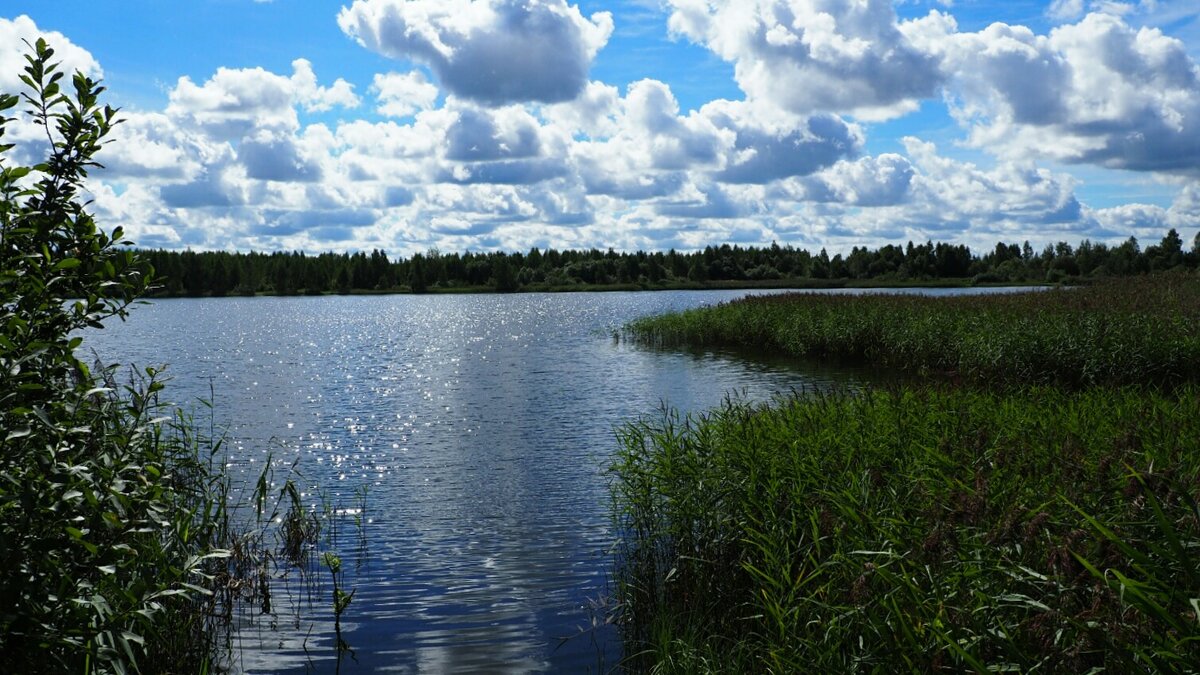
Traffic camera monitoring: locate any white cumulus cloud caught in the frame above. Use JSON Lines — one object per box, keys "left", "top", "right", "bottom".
{"left": 926, "top": 12, "right": 1200, "bottom": 175}
{"left": 167, "top": 59, "right": 358, "bottom": 140}
{"left": 338, "top": 0, "right": 613, "bottom": 105}
{"left": 8, "top": 6, "right": 1196, "bottom": 257}
{"left": 372, "top": 71, "right": 439, "bottom": 117}
{"left": 0, "top": 15, "right": 100, "bottom": 94}
{"left": 665, "top": 0, "right": 943, "bottom": 120}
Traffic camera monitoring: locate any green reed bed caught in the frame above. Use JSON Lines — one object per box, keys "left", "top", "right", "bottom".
{"left": 626, "top": 274, "right": 1200, "bottom": 388}
{"left": 612, "top": 388, "right": 1200, "bottom": 672}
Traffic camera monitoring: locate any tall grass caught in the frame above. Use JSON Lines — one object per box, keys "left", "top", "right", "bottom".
{"left": 626, "top": 274, "right": 1200, "bottom": 388}
{"left": 611, "top": 388, "right": 1200, "bottom": 672}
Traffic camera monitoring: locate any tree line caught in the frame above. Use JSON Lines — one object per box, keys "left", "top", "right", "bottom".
{"left": 139, "top": 228, "right": 1200, "bottom": 296}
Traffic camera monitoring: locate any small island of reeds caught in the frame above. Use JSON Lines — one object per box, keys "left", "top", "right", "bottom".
{"left": 612, "top": 273, "right": 1200, "bottom": 672}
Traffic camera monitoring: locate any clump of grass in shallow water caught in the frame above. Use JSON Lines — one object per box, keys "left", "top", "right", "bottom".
{"left": 611, "top": 387, "right": 1200, "bottom": 672}
{"left": 626, "top": 274, "right": 1200, "bottom": 388}
{"left": 224, "top": 455, "right": 372, "bottom": 669}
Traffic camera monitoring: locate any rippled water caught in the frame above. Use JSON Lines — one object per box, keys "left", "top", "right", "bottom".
{"left": 82, "top": 287, "right": 1030, "bottom": 673}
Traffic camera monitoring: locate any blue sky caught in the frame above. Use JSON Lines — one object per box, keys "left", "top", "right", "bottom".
{"left": 2, "top": 0, "right": 1197, "bottom": 255}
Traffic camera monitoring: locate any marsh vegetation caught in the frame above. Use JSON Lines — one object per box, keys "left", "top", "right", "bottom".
{"left": 627, "top": 274, "right": 1200, "bottom": 388}
{"left": 614, "top": 273, "right": 1200, "bottom": 672}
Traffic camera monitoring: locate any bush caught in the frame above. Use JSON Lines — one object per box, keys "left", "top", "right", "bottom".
{"left": 970, "top": 271, "right": 1007, "bottom": 285}
{"left": 0, "top": 39, "right": 231, "bottom": 673}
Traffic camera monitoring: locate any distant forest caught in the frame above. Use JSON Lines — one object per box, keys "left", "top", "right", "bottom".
{"left": 140, "top": 228, "right": 1200, "bottom": 297}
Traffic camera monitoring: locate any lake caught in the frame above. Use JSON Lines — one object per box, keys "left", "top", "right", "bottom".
{"left": 82, "top": 287, "right": 1032, "bottom": 673}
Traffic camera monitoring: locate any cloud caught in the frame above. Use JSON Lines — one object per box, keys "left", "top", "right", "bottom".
{"left": 140, "top": 61, "right": 359, "bottom": 198}
{"left": 1088, "top": 180, "right": 1200, "bottom": 241}
{"left": 752, "top": 139, "right": 1104, "bottom": 252}
{"left": 1047, "top": 0, "right": 1086, "bottom": 21}
{"left": 1047, "top": 0, "right": 1167, "bottom": 22}
{"left": 254, "top": 208, "right": 379, "bottom": 236}
{"left": 621, "top": 79, "right": 731, "bottom": 170}
{"left": 565, "top": 87, "right": 860, "bottom": 191}
{"left": 91, "top": 112, "right": 208, "bottom": 180}
{"left": 523, "top": 181, "right": 594, "bottom": 225}
{"left": 1172, "top": 182, "right": 1200, "bottom": 221}
{"left": 0, "top": 15, "right": 101, "bottom": 93}
{"left": 428, "top": 218, "right": 500, "bottom": 236}
{"left": 336, "top": 117, "right": 441, "bottom": 159}
{"left": 158, "top": 164, "right": 246, "bottom": 209}
{"left": 790, "top": 154, "right": 915, "bottom": 206}
{"left": 900, "top": 137, "right": 1085, "bottom": 230}
{"left": 1091, "top": 202, "right": 1171, "bottom": 237}
{"left": 665, "top": 3, "right": 1200, "bottom": 178}
{"left": 937, "top": 13, "right": 1200, "bottom": 175}
{"left": 372, "top": 70, "right": 439, "bottom": 117}
{"left": 166, "top": 59, "right": 357, "bottom": 139}
{"left": 239, "top": 131, "right": 324, "bottom": 182}
{"left": 440, "top": 158, "right": 570, "bottom": 184}
{"left": 665, "top": 0, "right": 942, "bottom": 120}
{"left": 338, "top": 0, "right": 613, "bottom": 105}
{"left": 565, "top": 81, "right": 725, "bottom": 198}
{"left": 0, "top": 16, "right": 104, "bottom": 166}
{"left": 429, "top": 102, "right": 574, "bottom": 184}
{"left": 382, "top": 185, "right": 416, "bottom": 207}
{"left": 290, "top": 59, "right": 360, "bottom": 112}
{"left": 420, "top": 183, "right": 538, "bottom": 223}
{"left": 444, "top": 104, "right": 544, "bottom": 161}
{"left": 544, "top": 80, "right": 621, "bottom": 137}
{"left": 702, "top": 101, "right": 863, "bottom": 183}
{"left": 574, "top": 144, "right": 686, "bottom": 198}
{"left": 657, "top": 183, "right": 751, "bottom": 219}
{"left": 14, "top": 8, "right": 1193, "bottom": 258}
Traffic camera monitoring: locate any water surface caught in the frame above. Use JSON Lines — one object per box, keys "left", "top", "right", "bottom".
{"left": 83, "top": 287, "right": 1030, "bottom": 673}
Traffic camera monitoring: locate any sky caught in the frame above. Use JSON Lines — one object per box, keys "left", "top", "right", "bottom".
{"left": 2, "top": 0, "right": 1198, "bottom": 256}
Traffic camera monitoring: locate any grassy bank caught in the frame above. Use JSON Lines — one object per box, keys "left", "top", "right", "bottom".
{"left": 612, "top": 388, "right": 1200, "bottom": 672}
{"left": 626, "top": 274, "right": 1200, "bottom": 388}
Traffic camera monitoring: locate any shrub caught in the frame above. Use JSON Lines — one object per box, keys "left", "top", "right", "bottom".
{"left": 0, "top": 39, "right": 230, "bottom": 673}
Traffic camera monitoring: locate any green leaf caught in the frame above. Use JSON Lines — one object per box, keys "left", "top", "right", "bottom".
{"left": 5, "top": 427, "right": 31, "bottom": 441}
{"left": 55, "top": 257, "right": 81, "bottom": 270}
{"left": 4, "top": 166, "right": 31, "bottom": 181}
